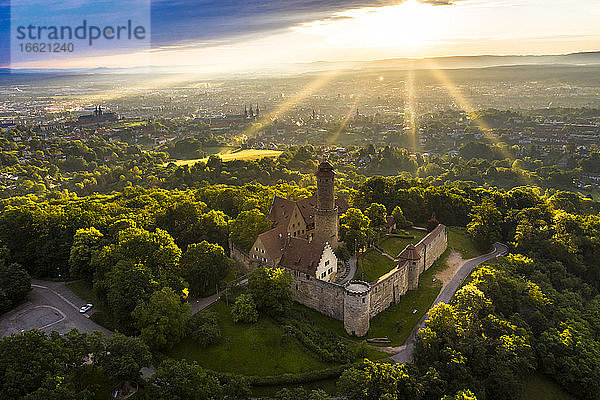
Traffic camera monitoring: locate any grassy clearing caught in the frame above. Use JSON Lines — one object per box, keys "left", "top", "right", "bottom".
{"left": 523, "top": 374, "right": 578, "bottom": 400}
{"left": 203, "top": 145, "right": 237, "bottom": 155}
{"left": 446, "top": 226, "right": 484, "bottom": 259}
{"left": 169, "top": 301, "right": 332, "bottom": 376}
{"left": 65, "top": 281, "right": 117, "bottom": 330}
{"left": 367, "top": 251, "right": 447, "bottom": 346}
{"left": 357, "top": 250, "right": 397, "bottom": 283}
{"left": 169, "top": 300, "right": 389, "bottom": 377}
{"left": 378, "top": 229, "right": 428, "bottom": 257}
{"left": 172, "top": 149, "right": 282, "bottom": 166}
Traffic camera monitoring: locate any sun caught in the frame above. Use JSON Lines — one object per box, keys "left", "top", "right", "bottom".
{"left": 295, "top": 0, "right": 444, "bottom": 50}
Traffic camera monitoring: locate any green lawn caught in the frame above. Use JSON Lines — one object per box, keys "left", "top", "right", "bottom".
{"left": 447, "top": 226, "right": 484, "bottom": 259}
{"left": 378, "top": 229, "right": 428, "bottom": 258}
{"left": 366, "top": 251, "right": 448, "bottom": 345}
{"left": 357, "top": 250, "right": 397, "bottom": 283}
{"left": 65, "top": 281, "right": 117, "bottom": 330}
{"left": 523, "top": 374, "right": 578, "bottom": 400}
{"left": 169, "top": 301, "right": 333, "bottom": 376}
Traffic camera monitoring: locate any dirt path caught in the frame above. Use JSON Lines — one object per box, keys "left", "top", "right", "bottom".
{"left": 434, "top": 250, "right": 466, "bottom": 286}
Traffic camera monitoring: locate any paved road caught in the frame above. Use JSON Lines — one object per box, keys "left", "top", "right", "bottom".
{"left": 337, "top": 255, "right": 358, "bottom": 285}
{"left": 0, "top": 279, "right": 111, "bottom": 338}
{"left": 391, "top": 242, "right": 508, "bottom": 364}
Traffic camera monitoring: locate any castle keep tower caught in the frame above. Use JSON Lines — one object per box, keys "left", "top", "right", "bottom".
{"left": 314, "top": 161, "right": 339, "bottom": 244}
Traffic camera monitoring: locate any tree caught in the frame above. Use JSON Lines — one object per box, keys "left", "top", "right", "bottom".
{"left": 229, "top": 209, "right": 271, "bottom": 252}
{"left": 442, "top": 390, "right": 478, "bottom": 400}
{"left": 0, "top": 329, "right": 100, "bottom": 399}
{"left": 248, "top": 267, "right": 293, "bottom": 316}
{"left": 132, "top": 287, "right": 191, "bottom": 350}
{"left": 0, "top": 262, "right": 31, "bottom": 314}
{"left": 149, "top": 359, "right": 223, "bottom": 400}
{"left": 467, "top": 199, "right": 502, "bottom": 251}
{"left": 391, "top": 206, "right": 411, "bottom": 229}
{"left": 427, "top": 216, "right": 439, "bottom": 232}
{"left": 92, "top": 227, "right": 184, "bottom": 330}
{"left": 340, "top": 208, "right": 373, "bottom": 251}
{"left": 185, "top": 312, "right": 222, "bottom": 347}
{"left": 179, "top": 241, "right": 232, "bottom": 296}
{"left": 154, "top": 200, "right": 205, "bottom": 248}
{"left": 231, "top": 293, "right": 258, "bottom": 323}
{"left": 275, "top": 388, "right": 331, "bottom": 400}
{"left": 95, "top": 332, "right": 151, "bottom": 382}
{"left": 337, "top": 359, "right": 423, "bottom": 400}
{"left": 365, "top": 203, "right": 387, "bottom": 232}
{"left": 69, "top": 227, "right": 104, "bottom": 281}
{"left": 221, "top": 375, "right": 251, "bottom": 399}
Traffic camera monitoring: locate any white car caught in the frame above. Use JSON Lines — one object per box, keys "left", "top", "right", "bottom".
{"left": 79, "top": 303, "right": 93, "bottom": 313}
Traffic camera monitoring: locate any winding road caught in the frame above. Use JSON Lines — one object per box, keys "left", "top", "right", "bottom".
{"left": 391, "top": 242, "right": 508, "bottom": 364}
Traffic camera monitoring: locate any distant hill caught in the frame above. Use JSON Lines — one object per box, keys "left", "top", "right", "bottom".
{"left": 294, "top": 51, "right": 600, "bottom": 74}
{"left": 3, "top": 51, "right": 600, "bottom": 76}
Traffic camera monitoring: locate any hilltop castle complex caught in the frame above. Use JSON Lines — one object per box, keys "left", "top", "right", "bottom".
{"left": 233, "top": 161, "right": 447, "bottom": 336}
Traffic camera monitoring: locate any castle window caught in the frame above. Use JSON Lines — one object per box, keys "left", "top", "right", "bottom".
{"left": 324, "top": 260, "right": 329, "bottom": 266}
{"left": 362, "top": 298, "right": 365, "bottom": 303}
{"left": 296, "top": 284, "right": 298, "bottom": 290}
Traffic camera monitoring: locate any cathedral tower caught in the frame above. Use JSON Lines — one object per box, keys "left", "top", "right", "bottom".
{"left": 314, "top": 161, "right": 338, "bottom": 244}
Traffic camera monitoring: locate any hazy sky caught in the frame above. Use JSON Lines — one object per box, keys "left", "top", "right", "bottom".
{"left": 5, "top": 0, "right": 600, "bottom": 70}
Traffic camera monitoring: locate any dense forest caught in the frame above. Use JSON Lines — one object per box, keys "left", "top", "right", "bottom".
{"left": 1, "top": 126, "right": 599, "bottom": 198}
{"left": 0, "top": 150, "right": 599, "bottom": 398}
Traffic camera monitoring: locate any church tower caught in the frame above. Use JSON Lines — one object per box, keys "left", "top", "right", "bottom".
{"left": 314, "top": 161, "right": 339, "bottom": 244}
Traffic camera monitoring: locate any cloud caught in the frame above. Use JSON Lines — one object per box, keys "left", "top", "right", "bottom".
{"left": 150, "top": 0, "right": 399, "bottom": 46}
{"left": 150, "top": 0, "right": 468, "bottom": 47}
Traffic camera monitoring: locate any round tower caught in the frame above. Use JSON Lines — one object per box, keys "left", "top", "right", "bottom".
{"left": 344, "top": 281, "right": 371, "bottom": 337}
{"left": 314, "top": 161, "right": 338, "bottom": 244}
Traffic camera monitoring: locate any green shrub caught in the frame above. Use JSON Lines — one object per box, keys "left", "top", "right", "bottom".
{"left": 231, "top": 293, "right": 259, "bottom": 324}
{"left": 278, "top": 315, "right": 355, "bottom": 364}
{"left": 186, "top": 311, "right": 222, "bottom": 347}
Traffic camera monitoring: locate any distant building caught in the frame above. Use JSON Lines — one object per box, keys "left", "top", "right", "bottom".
{"left": 78, "top": 106, "right": 118, "bottom": 125}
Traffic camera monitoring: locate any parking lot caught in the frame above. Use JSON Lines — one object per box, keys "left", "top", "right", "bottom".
{"left": 0, "top": 280, "right": 111, "bottom": 338}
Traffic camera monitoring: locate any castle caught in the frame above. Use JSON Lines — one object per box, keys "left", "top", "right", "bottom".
{"left": 239, "top": 161, "right": 447, "bottom": 336}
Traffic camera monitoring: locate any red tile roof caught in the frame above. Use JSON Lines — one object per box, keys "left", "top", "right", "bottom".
{"left": 279, "top": 238, "right": 328, "bottom": 275}
{"left": 256, "top": 225, "right": 287, "bottom": 261}
{"left": 269, "top": 195, "right": 349, "bottom": 227}
{"left": 398, "top": 244, "right": 421, "bottom": 260}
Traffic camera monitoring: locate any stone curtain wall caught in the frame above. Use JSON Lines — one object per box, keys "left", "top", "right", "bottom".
{"left": 268, "top": 225, "right": 447, "bottom": 336}
{"left": 416, "top": 225, "right": 448, "bottom": 273}
{"left": 369, "top": 263, "right": 409, "bottom": 318}
{"left": 369, "top": 225, "right": 447, "bottom": 319}
{"left": 229, "top": 238, "right": 253, "bottom": 271}
{"left": 291, "top": 273, "right": 345, "bottom": 321}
